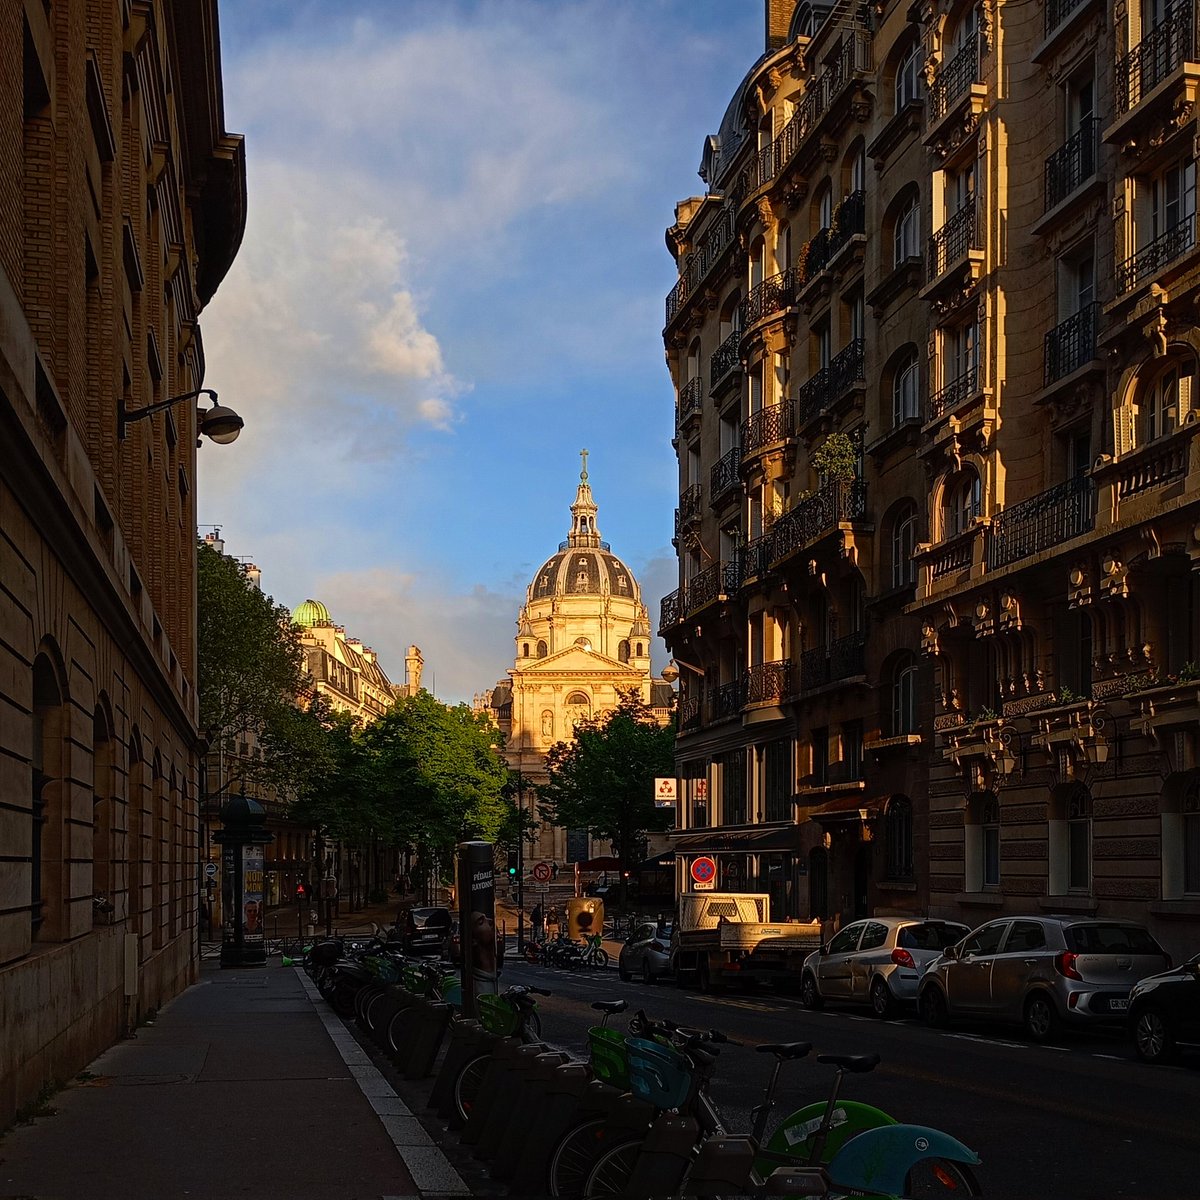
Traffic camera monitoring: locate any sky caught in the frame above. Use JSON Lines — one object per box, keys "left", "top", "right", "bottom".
{"left": 199, "top": 0, "right": 764, "bottom": 704}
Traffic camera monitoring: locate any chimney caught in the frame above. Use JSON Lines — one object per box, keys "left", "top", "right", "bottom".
{"left": 405, "top": 644, "right": 424, "bottom": 696}
{"left": 765, "top": 0, "right": 792, "bottom": 50}
{"left": 244, "top": 563, "right": 262, "bottom": 590}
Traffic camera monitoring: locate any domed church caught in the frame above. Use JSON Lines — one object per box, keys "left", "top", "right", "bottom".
{"left": 483, "top": 453, "right": 675, "bottom": 866}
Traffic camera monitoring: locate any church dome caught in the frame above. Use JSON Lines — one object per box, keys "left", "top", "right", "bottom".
{"left": 527, "top": 455, "right": 642, "bottom": 605}
{"left": 292, "top": 598, "right": 331, "bottom": 628}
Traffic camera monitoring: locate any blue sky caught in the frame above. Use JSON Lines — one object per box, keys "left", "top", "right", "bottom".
{"left": 199, "top": 0, "right": 763, "bottom": 703}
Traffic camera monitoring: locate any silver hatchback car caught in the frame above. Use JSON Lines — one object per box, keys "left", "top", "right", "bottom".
{"left": 800, "top": 917, "right": 971, "bottom": 1018}
{"left": 918, "top": 916, "right": 1171, "bottom": 1041}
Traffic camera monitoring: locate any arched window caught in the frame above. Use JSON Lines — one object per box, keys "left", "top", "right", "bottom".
{"left": 941, "top": 468, "right": 982, "bottom": 538}
{"left": 891, "top": 654, "right": 919, "bottom": 735}
{"left": 1138, "top": 357, "right": 1193, "bottom": 444}
{"left": 522, "top": 642, "right": 530, "bottom": 657}
{"left": 895, "top": 38, "right": 921, "bottom": 111}
{"left": 885, "top": 797, "right": 914, "bottom": 880}
{"left": 843, "top": 140, "right": 866, "bottom": 197}
{"left": 32, "top": 653, "right": 65, "bottom": 940}
{"left": 892, "top": 349, "right": 921, "bottom": 424}
{"left": 893, "top": 192, "right": 921, "bottom": 266}
{"left": 815, "top": 183, "right": 833, "bottom": 232}
{"left": 891, "top": 502, "right": 919, "bottom": 588}
{"left": 636, "top": 643, "right": 644, "bottom": 657}
{"left": 687, "top": 338, "right": 702, "bottom": 383}
{"left": 618, "top": 640, "right": 630, "bottom": 663}
{"left": 536, "top": 640, "right": 548, "bottom": 658}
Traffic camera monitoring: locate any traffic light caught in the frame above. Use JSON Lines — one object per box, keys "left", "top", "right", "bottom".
{"left": 506, "top": 849, "right": 519, "bottom": 878}
{"left": 295, "top": 883, "right": 306, "bottom": 900}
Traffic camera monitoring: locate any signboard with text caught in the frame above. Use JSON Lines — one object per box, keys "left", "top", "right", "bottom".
{"left": 690, "top": 855, "right": 717, "bottom": 891}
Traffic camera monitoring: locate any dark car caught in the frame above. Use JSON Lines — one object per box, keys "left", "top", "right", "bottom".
{"left": 1129, "top": 953, "right": 1200, "bottom": 1063}
{"left": 400, "top": 906, "right": 452, "bottom": 956}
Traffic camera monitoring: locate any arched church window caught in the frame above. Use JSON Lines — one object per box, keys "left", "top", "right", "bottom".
{"left": 636, "top": 643, "right": 643, "bottom": 656}
{"left": 537, "top": 640, "right": 548, "bottom": 658}
{"left": 618, "top": 641, "right": 630, "bottom": 663}
{"left": 522, "top": 642, "right": 530, "bottom": 657}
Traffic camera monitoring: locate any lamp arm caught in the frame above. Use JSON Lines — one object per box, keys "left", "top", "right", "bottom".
{"left": 121, "top": 387, "right": 218, "bottom": 423}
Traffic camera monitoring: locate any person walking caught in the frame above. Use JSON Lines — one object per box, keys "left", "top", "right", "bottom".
{"left": 531, "top": 903, "right": 544, "bottom": 939}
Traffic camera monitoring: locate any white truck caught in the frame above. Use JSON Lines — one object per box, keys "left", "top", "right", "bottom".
{"left": 670, "top": 892, "right": 823, "bottom": 991}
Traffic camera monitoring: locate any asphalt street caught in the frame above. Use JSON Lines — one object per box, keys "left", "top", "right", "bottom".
{"left": 502, "top": 959, "right": 1200, "bottom": 1200}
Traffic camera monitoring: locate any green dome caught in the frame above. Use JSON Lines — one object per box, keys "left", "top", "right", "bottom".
{"left": 293, "top": 598, "right": 331, "bottom": 628}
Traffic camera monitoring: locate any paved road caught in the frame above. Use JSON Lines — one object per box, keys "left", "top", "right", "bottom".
{"left": 502, "top": 960, "right": 1199, "bottom": 1200}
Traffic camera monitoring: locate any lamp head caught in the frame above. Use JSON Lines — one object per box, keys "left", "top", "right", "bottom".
{"left": 199, "top": 403, "right": 244, "bottom": 445}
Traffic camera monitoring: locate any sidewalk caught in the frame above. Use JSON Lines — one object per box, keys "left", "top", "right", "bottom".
{"left": 0, "top": 958, "right": 470, "bottom": 1200}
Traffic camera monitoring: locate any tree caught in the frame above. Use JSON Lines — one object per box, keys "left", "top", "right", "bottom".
{"left": 197, "top": 539, "right": 313, "bottom": 800}
{"left": 538, "top": 692, "right": 676, "bottom": 903}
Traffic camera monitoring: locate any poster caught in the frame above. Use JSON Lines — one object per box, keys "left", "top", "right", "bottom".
{"left": 242, "top": 844, "right": 264, "bottom": 946}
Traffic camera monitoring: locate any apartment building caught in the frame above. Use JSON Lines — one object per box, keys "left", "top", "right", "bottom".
{"left": 660, "top": 0, "right": 1200, "bottom": 956}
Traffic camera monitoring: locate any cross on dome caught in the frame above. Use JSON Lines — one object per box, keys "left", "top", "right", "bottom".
{"left": 568, "top": 449, "right": 601, "bottom": 548}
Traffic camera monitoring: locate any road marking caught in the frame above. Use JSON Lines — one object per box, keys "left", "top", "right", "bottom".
{"left": 945, "top": 1033, "right": 1028, "bottom": 1049}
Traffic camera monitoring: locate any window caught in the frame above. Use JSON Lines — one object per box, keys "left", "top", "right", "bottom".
{"left": 892, "top": 655, "right": 918, "bottom": 734}
{"left": 942, "top": 469, "right": 982, "bottom": 538}
{"left": 892, "top": 504, "right": 919, "bottom": 588}
{"left": 718, "top": 749, "right": 747, "bottom": 825}
{"left": 811, "top": 727, "right": 829, "bottom": 786}
{"left": 618, "top": 640, "right": 630, "bottom": 663}
{"left": 1140, "top": 360, "right": 1192, "bottom": 443}
{"left": 961, "top": 921, "right": 1006, "bottom": 958}
{"left": 885, "top": 797, "right": 914, "bottom": 879}
{"left": 842, "top": 720, "right": 863, "bottom": 780}
{"left": 892, "top": 353, "right": 920, "bottom": 426}
{"left": 1067, "top": 785, "right": 1092, "bottom": 891}
{"left": 1057, "top": 244, "right": 1095, "bottom": 321}
{"left": 895, "top": 40, "right": 921, "bottom": 111}
{"left": 537, "top": 640, "right": 548, "bottom": 658}
{"left": 894, "top": 194, "right": 921, "bottom": 265}
{"left": 859, "top": 922, "right": 889, "bottom": 951}
{"left": 1150, "top": 158, "right": 1196, "bottom": 244}
{"left": 982, "top": 795, "right": 1001, "bottom": 887}
{"left": 828, "top": 923, "right": 863, "bottom": 954}
{"left": 764, "top": 739, "right": 793, "bottom": 822}
{"left": 947, "top": 319, "right": 980, "bottom": 385}
{"left": 1004, "top": 921, "right": 1047, "bottom": 953}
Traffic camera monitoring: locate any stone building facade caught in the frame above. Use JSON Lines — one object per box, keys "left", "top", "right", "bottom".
{"left": 0, "top": 0, "right": 244, "bottom": 1123}
{"left": 660, "top": 0, "right": 1200, "bottom": 956}
{"left": 483, "top": 457, "right": 676, "bottom": 865}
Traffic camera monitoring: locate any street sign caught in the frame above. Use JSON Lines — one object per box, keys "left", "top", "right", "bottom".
{"left": 690, "top": 856, "right": 717, "bottom": 891}
{"left": 533, "top": 862, "right": 552, "bottom": 883}
{"left": 204, "top": 862, "right": 218, "bottom": 879}
{"left": 654, "top": 777, "right": 677, "bottom": 801}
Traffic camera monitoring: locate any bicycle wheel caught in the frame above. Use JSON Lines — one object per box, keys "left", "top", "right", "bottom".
{"left": 453, "top": 1054, "right": 489, "bottom": 1123}
{"left": 548, "top": 1118, "right": 608, "bottom": 1198}
{"left": 387, "top": 1005, "right": 416, "bottom": 1056}
{"left": 363, "top": 988, "right": 390, "bottom": 1033}
{"left": 905, "top": 1158, "right": 981, "bottom": 1197}
{"left": 526, "top": 1008, "right": 542, "bottom": 1039}
{"left": 592, "top": 948, "right": 609, "bottom": 969}
{"left": 584, "top": 1137, "right": 643, "bottom": 1196}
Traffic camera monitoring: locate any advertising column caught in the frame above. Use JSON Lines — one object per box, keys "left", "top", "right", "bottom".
{"left": 456, "top": 840, "right": 498, "bottom": 1018}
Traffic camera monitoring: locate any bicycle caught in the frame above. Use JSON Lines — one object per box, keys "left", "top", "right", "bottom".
{"left": 385, "top": 960, "right": 462, "bottom": 1057}
{"left": 583, "top": 1029, "right": 981, "bottom": 1198}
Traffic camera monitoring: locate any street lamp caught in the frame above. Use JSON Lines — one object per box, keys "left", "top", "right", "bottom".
{"left": 118, "top": 386, "right": 244, "bottom": 445}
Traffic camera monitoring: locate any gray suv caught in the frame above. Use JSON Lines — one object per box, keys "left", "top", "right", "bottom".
{"left": 918, "top": 916, "right": 1170, "bottom": 1041}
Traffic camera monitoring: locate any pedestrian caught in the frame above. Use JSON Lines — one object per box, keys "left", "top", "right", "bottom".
{"left": 550, "top": 861, "right": 559, "bottom": 880}
{"left": 547, "top": 904, "right": 559, "bottom": 934}
{"left": 531, "top": 903, "right": 544, "bottom": 938}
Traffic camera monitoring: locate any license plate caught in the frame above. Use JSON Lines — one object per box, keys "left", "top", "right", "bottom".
{"left": 1110, "top": 998, "right": 1129, "bottom": 1012}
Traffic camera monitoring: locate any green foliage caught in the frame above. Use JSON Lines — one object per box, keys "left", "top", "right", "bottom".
{"left": 811, "top": 431, "right": 858, "bottom": 482}
{"left": 538, "top": 692, "right": 676, "bottom": 869}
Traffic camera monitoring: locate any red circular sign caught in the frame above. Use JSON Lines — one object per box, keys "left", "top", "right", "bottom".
{"left": 533, "top": 862, "right": 552, "bottom": 883}
{"left": 690, "top": 856, "right": 717, "bottom": 884}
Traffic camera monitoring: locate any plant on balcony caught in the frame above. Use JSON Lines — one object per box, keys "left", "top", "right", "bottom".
{"left": 795, "top": 238, "right": 811, "bottom": 283}
{"left": 811, "top": 431, "right": 858, "bottom": 482}
{"left": 1179, "top": 662, "right": 1200, "bottom": 683}
{"left": 1058, "top": 685, "right": 1078, "bottom": 705}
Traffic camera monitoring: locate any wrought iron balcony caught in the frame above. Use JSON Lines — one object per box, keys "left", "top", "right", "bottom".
{"left": 798, "top": 227, "right": 832, "bottom": 285}
{"left": 1116, "top": 215, "right": 1196, "bottom": 294}
{"left": 665, "top": 203, "right": 737, "bottom": 325}
{"left": 659, "top": 587, "right": 682, "bottom": 632}
{"left": 739, "top": 268, "right": 797, "bottom": 329}
{"left": 674, "top": 484, "right": 703, "bottom": 541}
{"left": 1116, "top": 1, "right": 1193, "bottom": 114}
{"left": 929, "top": 198, "right": 979, "bottom": 279}
{"left": 929, "top": 363, "right": 979, "bottom": 421}
{"left": 799, "top": 632, "right": 866, "bottom": 692}
{"left": 679, "top": 694, "right": 702, "bottom": 731}
{"left": 745, "top": 659, "right": 793, "bottom": 705}
{"left": 710, "top": 445, "right": 742, "bottom": 504}
{"left": 795, "top": 339, "right": 866, "bottom": 426}
{"left": 710, "top": 678, "right": 746, "bottom": 722}
{"left": 741, "top": 401, "right": 792, "bottom": 456}
{"left": 1046, "top": 0, "right": 1089, "bottom": 34}
{"left": 1044, "top": 302, "right": 1099, "bottom": 385}
{"left": 987, "top": 475, "right": 1096, "bottom": 570}
{"left": 1044, "top": 118, "right": 1099, "bottom": 212}
{"left": 676, "top": 377, "right": 703, "bottom": 430}
{"left": 710, "top": 328, "right": 742, "bottom": 393}
{"left": 929, "top": 39, "right": 980, "bottom": 122}
{"left": 737, "top": 533, "right": 772, "bottom": 587}
{"left": 770, "top": 478, "right": 868, "bottom": 562}
{"left": 685, "top": 560, "right": 739, "bottom": 614}
{"left": 827, "top": 190, "right": 866, "bottom": 258}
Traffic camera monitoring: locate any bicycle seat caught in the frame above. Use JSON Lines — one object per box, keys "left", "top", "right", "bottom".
{"left": 592, "top": 999, "right": 628, "bottom": 1014}
{"left": 816, "top": 1053, "right": 880, "bottom": 1073}
{"left": 756, "top": 1041, "right": 813, "bottom": 1060}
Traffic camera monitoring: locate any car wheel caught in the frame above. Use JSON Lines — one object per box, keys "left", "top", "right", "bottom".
{"left": 641, "top": 959, "right": 654, "bottom": 986}
{"left": 800, "top": 972, "right": 824, "bottom": 1010}
{"left": 1024, "top": 992, "right": 1057, "bottom": 1042}
{"left": 1133, "top": 1006, "right": 1177, "bottom": 1064}
{"left": 920, "top": 986, "right": 949, "bottom": 1028}
{"left": 870, "top": 976, "right": 895, "bottom": 1020}
{"left": 618, "top": 956, "right": 631, "bottom": 983}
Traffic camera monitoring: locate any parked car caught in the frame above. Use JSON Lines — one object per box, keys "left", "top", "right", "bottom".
{"left": 400, "top": 906, "right": 453, "bottom": 956}
{"left": 619, "top": 920, "right": 674, "bottom": 983}
{"left": 918, "top": 916, "right": 1171, "bottom": 1041}
{"left": 800, "top": 917, "right": 971, "bottom": 1018}
{"left": 1128, "top": 953, "right": 1200, "bottom": 1063}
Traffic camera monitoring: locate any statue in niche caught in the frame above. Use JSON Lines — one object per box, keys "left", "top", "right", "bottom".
{"left": 541, "top": 710, "right": 554, "bottom": 739}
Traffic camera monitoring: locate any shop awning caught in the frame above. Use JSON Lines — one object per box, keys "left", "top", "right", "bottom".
{"left": 636, "top": 852, "right": 676, "bottom": 872}
{"left": 802, "top": 796, "right": 887, "bottom": 825}
{"left": 670, "top": 826, "right": 802, "bottom": 853}
{"left": 576, "top": 856, "right": 621, "bottom": 871}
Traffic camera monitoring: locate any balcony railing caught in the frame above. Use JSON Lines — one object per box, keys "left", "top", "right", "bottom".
{"left": 685, "top": 560, "right": 739, "bottom": 614}
{"left": 678, "top": 483, "right": 703, "bottom": 526}
{"left": 1044, "top": 118, "right": 1100, "bottom": 211}
{"left": 560, "top": 538, "right": 610, "bottom": 551}
{"left": 1117, "top": 1, "right": 1193, "bottom": 114}
{"left": 1046, "top": 0, "right": 1089, "bottom": 34}
{"left": 798, "top": 227, "right": 832, "bottom": 285}
{"left": 929, "top": 197, "right": 979, "bottom": 278}
{"left": 796, "top": 339, "right": 866, "bottom": 425}
{"left": 677, "top": 376, "right": 703, "bottom": 428}
{"left": 827, "top": 190, "right": 866, "bottom": 257}
{"left": 928, "top": 528, "right": 976, "bottom": 579}
{"left": 1116, "top": 215, "right": 1195, "bottom": 294}
{"left": 799, "top": 632, "right": 866, "bottom": 692}
{"left": 987, "top": 475, "right": 1096, "bottom": 569}
{"left": 929, "top": 38, "right": 980, "bottom": 122}
{"left": 659, "top": 587, "right": 682, "bottom": 631}
{"left": 739, "top": 268, "right": 797, "bottom": 329}
{"left": 711, "top": 445, "right": 742, "bottom": 503}
{"left": 679, "top": 694, "right": 702, "bottom": 731}
{"left": 710, "top": 679, "right": 746, "bottom": 722}
{"left": 665, "top": 203, "right": 737, "bottom": 325}
{"left": 745, "top": 659, "right": 793, "bottom": 705}
{"left": 737, "top": 534, "right": 773, "bottom": 586}
{"left": 1044, "top": 302, "right": 1100, "bottom": 385}
{"left": 742, "top": 401, "right": 792, "bottom": 456}
{"left": 710, "top": 328, "right": 742, "bottom": 392}
{"left": 770, "top": 478, "right": 868, "bottom": 561}
{"left": 1115, "top": 437, "right": 1191, "bottom": 498}
{"left": 930, "top": 363, "right": 980, "bottom": 420}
